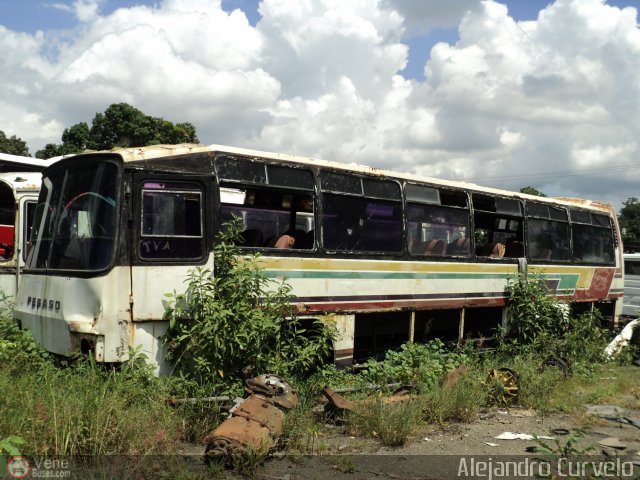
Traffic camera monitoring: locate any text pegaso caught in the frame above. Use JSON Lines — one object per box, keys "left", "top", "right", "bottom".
{"left": 27, "top": 297, "right": 61, "bottom": 311}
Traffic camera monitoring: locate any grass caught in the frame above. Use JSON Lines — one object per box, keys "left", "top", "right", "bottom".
{"left": 2, "top": 307, "right": 639, "bottom": 474}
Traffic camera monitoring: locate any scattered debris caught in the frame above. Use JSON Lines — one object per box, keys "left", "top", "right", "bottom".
{"left": 604, "top": 318, "right": 640, "bottom": 359}
{"left": 541, "top": 356, "right": 571, "bottom": 377}
{"left": 551, "top": 428, "right": 570, "bottom": 436}
{"left": 203, "top": 374, "right": 298, "bottom": 463}
{"left": 321, "top": 385, "right": 415, "bottom": 413}
{"left": 494, "top": 432, "right": 555, "bottom": 441}
{"left": 484, "top": 442, "right": 500, "bottom": 447}
{"left": 484, "top": 368, "right": 519, "bottom": 404}
{"left": 584, "top": 404, "right": 626, "bottom": 417}
{"left": 597, "top": 437, "right": 627, "bottom": 450}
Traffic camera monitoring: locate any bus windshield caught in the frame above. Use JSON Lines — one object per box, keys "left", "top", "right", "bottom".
{"left": 27, "top": 161, "right": 118, "bottom": 271}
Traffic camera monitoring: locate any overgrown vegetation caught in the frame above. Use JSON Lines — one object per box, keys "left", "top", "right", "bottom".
{"left": 163, "top": 217, "right": 336, "bottom": 391}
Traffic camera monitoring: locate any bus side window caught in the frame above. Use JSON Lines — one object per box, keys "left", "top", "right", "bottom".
{"left": 472, "top": 194, "right": 523, "bottom": 259}
{"left": 569, "top": 209, "right": 615, "bottom": 264}
{"left": 405, "top": 185, "right": 470, "bottom": 258}
{"left": 320, "top": 173, "right": 402, "bottom": 254}
{"left": 139, "top": 182, "right": 204, "bottom": 260}
{"left": 219, "top": 187, "right": 315, "bottom": 250}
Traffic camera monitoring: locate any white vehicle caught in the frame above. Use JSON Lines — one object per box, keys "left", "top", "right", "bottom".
{"left": 622, "top": 253, "right": 640, "bottom": 318}
{"left": 14, "top": 144, "right": 624, "bottom": 374}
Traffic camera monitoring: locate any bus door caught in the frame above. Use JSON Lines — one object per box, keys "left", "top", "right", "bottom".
{"left": 129, "top": 174, "right": 210, "bottom": 367}
{"left": 14, "top": 195, "right": 37, "bottom": 291}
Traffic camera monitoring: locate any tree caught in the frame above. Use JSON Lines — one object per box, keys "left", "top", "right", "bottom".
{"left": 519, "top": 186, "right": 547, "bottom": 197}
{"left": 619, "top": 197, "right": 640, "bottom": 253}
{"left": 0, "top": 131, "right": 30, "bottom": 156}
{"left": 35, "top": 103, "right": 199, "bottom": 158}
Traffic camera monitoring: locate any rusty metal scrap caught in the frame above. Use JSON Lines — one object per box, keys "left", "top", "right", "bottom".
{"left": 203, "top": 374, "right": 298, "bottom": 462}
{"left": 321, "top": 384, "right": 415, "bottom": 413}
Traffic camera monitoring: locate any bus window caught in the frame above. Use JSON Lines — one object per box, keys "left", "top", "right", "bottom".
{"left": 28, "top": 162, "right": 117, "bottom": 271}
{"left": 220, "top": 186, "right": 315, "bottom": 249}
{"left": 406, "top": 185, "right": 470, "bottom": 258}
{"left": 22, "top": 201, "right": 37, "bottom": 261}
{"left": 216, "top": 160, "right": 316, "bottom": 250}
{"left": 472, "top": 194, "right": 523, "bottom": 259}
{"left": 139, "top": 182, "right": 204, "bottom": 260}
{"left": 570, "top": 209, "right": 615, "bottom": 264}
{"left": 0, "top": 181, "right": 15, "bottom": 258}
{"left": 526, "top": 203, "right": 569, "bottom": 262}
{"left": 320, "top": 172, "right": 402, "bottom": 253}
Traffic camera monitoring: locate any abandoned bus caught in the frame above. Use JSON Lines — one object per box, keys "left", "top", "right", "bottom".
{"left": 14, "top": 144, "right": 623, "bottom": 373}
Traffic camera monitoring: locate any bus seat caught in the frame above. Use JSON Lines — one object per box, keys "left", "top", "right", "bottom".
{"left": 0, "top": 225, "right": 14, "bottom": 247}
{"left": 274, "top": 234, "right": 295, "bottom": 249}
{"left": 504, "top": 240, "right": 524, "bottom": 258}
{"left": 240, "top": 229, "right": 263, "bottom": 247}
{"left": 448, "top": 237, "right": 470, "bottom": 256}
{"left": 481, "top": 242, "right": 505, "bottom": 258}
{"left": 425, "top": 239, "right": 446, "bottom": 256}
{"left": 284, "top": 229, "right": 307, "bottom": 248}
{"left": 490, "top": 242, "right": 505, "bottom": 258}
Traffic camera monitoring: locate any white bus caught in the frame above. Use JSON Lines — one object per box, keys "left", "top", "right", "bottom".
{"left": 14, "top": 144, "right": 623, "bottom": 373}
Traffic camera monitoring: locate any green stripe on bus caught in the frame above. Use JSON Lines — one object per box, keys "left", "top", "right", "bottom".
{"left": 264, "top": 270, "right": 582, "bottom": 288}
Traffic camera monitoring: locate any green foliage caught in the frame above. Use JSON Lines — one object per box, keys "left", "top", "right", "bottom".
{"left": 163, "top": 218, "right": 336, "bottom": 388}
{"left": 502, "top": 274, "right": 610, "bottom": 371}
{"left": 0, "top": 130, "right": 30, "bottom": 156}
{"left": 619, "top": 197, "right": 640, "bottom": 252}
{"left": 0, "top": 317, "right": 50, "bottom": 372}
{"left": 519, "top": 186, "right": 547, "bottom": 197}
{"left": 531, "top": 427, "right": 595, "bottom": 456}
{"left": 503, "top": 273, "right": 567, "bottom": 344}
{"left": 0, "top": 435, "right": 24, "bottom": 456}
{"left": 35, "top": 103, "right": 199, "bottom": 158}
{"left": 346, "top": 398, "right": 422, "bottom": 447}
{"left": 0, "top": 359, "right": 183, "bottom": 456}
{"left": 422, "top": 369, "right": 486, "bottom": 423}
{"left": 360, "top": 340, "right": 468, "bottom": 391}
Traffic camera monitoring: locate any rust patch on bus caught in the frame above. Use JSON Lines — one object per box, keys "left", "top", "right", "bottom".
{"left": 575, "top": 268, "right": 614, "bottom": 300}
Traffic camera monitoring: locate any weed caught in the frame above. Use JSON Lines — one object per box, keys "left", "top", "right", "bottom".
{"left": 360, "top": 340, "right": 468, "bottom": 392}
{"left": 423, "top": 368, "right": 486, "bottom": 423}
{"left": 346, "top": 397, "right": 422, "bottom": 447}
{"left": 531, "top": 427, "right": 596, "bottom": 457}
{"left": 0, "top": 435, "right": 24, "bottom": 456}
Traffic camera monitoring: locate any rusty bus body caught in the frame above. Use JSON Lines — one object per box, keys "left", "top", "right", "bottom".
{"left": 13, "top": 144, "right": 623, "bottom": 374}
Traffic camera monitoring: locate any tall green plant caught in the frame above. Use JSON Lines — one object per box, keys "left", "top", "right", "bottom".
{"left": 504, "top": 273, "right": 568, "bottom": 345}
{"left": 163, "top": 219, "right": 335, "bottom": 387}
{"left": 503, "top": 274, "right": 609, "bottom": 368}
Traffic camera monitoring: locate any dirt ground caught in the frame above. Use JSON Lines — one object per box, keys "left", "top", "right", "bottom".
{"left": 253, "top": 404, "right": 640, "bottom": 480}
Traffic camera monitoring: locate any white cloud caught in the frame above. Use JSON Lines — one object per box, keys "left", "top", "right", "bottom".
{"left": 1, "top": 0, "right": 640, "bottom": 206}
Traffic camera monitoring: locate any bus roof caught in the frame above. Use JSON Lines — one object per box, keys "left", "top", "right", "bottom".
{"left": 0, "top": 153, "right": 57, "bottom": 172}
{"left": 57, "top": 143, "right": 616, "bottom": 214}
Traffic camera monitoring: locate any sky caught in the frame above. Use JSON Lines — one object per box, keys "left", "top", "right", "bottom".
{"left": 1, "top": 0, "right": 639, "bottom": 209}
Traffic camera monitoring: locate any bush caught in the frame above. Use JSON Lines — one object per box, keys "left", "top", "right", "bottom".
{"left": 502, "top": 274, "right": 610, "bottom": 370}
{"left": 360, "top": 340, "right": 468, "bottom": 391}
{"left": 163, "top": 218, "right": 336, "bottom": 389}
